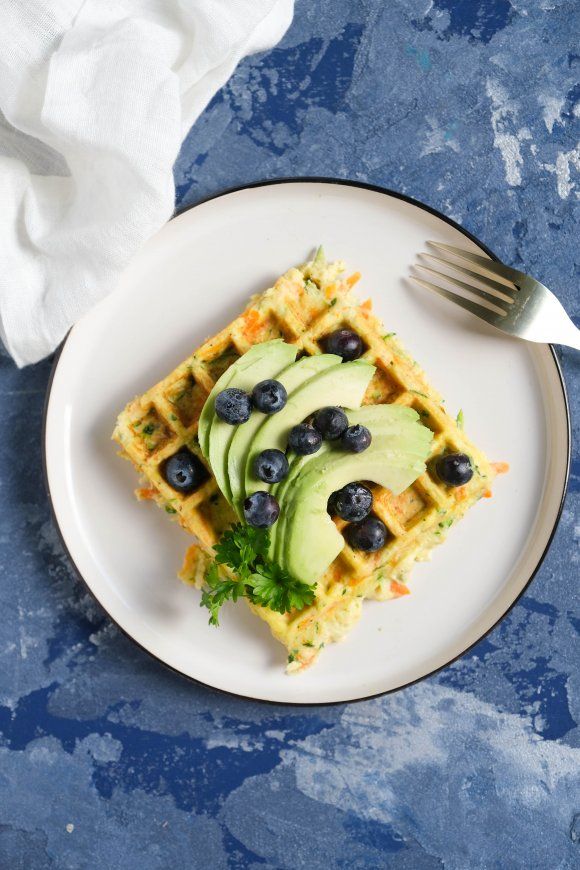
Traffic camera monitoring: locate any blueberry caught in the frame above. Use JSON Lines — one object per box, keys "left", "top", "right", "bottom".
{"left": 162, "top": 448, "right": 209, "bottom": 494}
{"left": 345, "top": 516, "right": 387, "bottom": 552}
{"left": 288, "top": 424, "right": 322, "bottom": 455}
{"left": 313, "top": 406, "right": 348, "bottom": 440}
{"left": 322, "top": 328, "right": 364, "bottom": 361}
{"left": 254, "top": 449, "right": 289, "bottom": 484}
{"left": 243, "top": 491, "right": 280, "bottom": 528}
{"left": 436, "top": 452, "right": 473, "bottom": 487}
{"left": 341, "top": 424, "right": 372, "bottom": 453}
{"left": 252, "top": 379, "right": 287, "bottom": 414}
{"left": 331, "top": 483, "right": 373, "bottom": 522}
{"left": 327, "top": 491, "right": 340, "bottom": 516}
{"left": 215, "top": 388, "right": 252, "bottom": 424}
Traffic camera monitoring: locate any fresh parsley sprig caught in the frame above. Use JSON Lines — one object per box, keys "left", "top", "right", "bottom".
{"left": 201, "top": 524, "right": 316, "bottom": 626}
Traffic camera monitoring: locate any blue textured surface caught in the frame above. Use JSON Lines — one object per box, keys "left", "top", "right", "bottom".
{"left": 1, "top": 2, "right": 579, "bottom": 867}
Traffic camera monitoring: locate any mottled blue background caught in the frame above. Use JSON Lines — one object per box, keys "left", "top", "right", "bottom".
{"left": 1, "top": 1, "right": 579, "bottom": 867}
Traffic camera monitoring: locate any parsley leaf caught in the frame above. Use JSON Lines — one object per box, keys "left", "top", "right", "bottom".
{"left": 200, "top": 562, "right": 244, "bottom": 626}
{"left": 456, "top": 409, "right": 464, "bottom": 429}
{"left": 200, "top": 524, "right": 316, "bottom": 626}
{"left": 247, "top": 563, "right": 316, "bottom": 614}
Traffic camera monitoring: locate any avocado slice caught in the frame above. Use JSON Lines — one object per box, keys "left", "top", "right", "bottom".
{"left": 270, "top": 405, "right": 427, "bottom": 564}
{"left": 269, "top": 449, "right": 328, "bottom": 564}
{"left": 277, "top": 409, "right": 433, "bottom": 584}
{"left": 198, "top": 340, "right": 289, "bottom": 458}
{"left": 227, "top": 353, "right": 340, "bottom": 516}
{"left": 206, "top": 341, "right": 297, "bottom": 501}
{"left": 244, "top": 359, "right": 375, "bottom": 501}
{"left": 269, "top": 405, "right": 421, "bottom": 563}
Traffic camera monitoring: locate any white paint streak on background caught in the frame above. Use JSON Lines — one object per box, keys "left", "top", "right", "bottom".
{"left": 486, "top": 79, "right": 531, "bottom": 186}
{"left": 420, "top": 116, "right": 460, "bottom": 157}
{"left": 284, "top": 682, "right": 579, "bottom": 868}
{"left": 538, "top": 93, "right": 565, "bottom": 133}
{"left": 547, "top": 146, "right": 580, "bottom": 200}
{"left": 540, "top": 144, "right": 580, "bottom": 200}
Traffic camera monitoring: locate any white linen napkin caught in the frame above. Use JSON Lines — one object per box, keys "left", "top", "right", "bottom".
{"left": 0, "top": 0, "right": 293, "bottom": 366}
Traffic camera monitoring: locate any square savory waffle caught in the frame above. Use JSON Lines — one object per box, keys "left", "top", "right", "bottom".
{"left": 113, "top": 252, "right": 497, "bottom": 672}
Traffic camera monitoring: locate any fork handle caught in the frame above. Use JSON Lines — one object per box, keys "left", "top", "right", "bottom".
{"left": 556, "top": 319, "right": 580, "bottom": 350}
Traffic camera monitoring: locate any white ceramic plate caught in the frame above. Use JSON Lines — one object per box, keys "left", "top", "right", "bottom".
{"left": 44, "top": 180, "right": 570, "bottom": 705}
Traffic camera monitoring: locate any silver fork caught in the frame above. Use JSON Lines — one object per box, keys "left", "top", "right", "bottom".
{"left": 411, "top": 242, "right": 580, "bottom": 350}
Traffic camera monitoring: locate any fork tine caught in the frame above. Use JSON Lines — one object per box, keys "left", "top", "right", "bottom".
{"left": 422, "top": 254, "right": 516, "bottom": 301}
{"left": 427, "top": 241, "right": 522, "bottom": 285}
{"left": 410, "top": 275, "right": 503, "bottom": 324}
{"left": 416, "top": 264, "right": 512, "bottom": 308}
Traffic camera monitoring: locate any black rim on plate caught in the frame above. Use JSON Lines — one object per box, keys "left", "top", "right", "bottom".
{"left": 42, "top": 177, "right": 572, "bottom": 706}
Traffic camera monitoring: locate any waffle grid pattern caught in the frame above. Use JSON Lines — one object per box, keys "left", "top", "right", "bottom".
{"left": 114, "top": 256, "right": 495, "bottom": 671}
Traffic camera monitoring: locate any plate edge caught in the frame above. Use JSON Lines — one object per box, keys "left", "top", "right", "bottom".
{"left": 41, "top": 176, "right": 572, "bottom": 706}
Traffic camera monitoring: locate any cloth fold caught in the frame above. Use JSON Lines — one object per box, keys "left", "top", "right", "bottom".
{"left": 0, "top": 0, "right": 293, "bottom": 366}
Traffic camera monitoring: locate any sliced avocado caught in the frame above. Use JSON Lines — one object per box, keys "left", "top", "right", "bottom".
{"left": 227, "top": 353, "right": 340, "bottom": 516}
{"left": 269, "top": 404, "right": 421, "bottom": 563}
{"left": 244, "top": 359, "right": 375, "bottom": 500}
{"left": 278, "top": 410, "right": 432, "bottom": 584}
{"left": 199, "top": 340, "right": 288, "bottom": 458}
{"left": 269, "top": 448, "right": 329, "bottom": 563}
{"left": 275, "top": 429, "right": 431, "bottom": 568}
{"left": 206, "top": 342, "right": 297, "bottom": 501}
